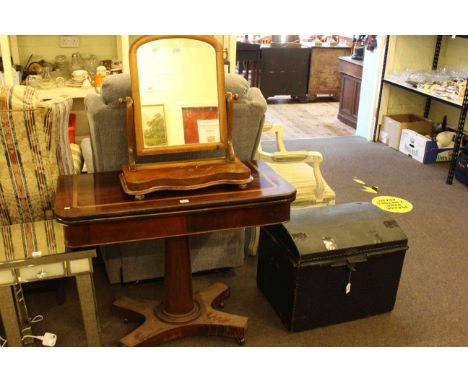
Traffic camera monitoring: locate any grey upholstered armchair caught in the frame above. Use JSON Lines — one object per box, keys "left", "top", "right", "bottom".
{"left": 83, "top": 73, "right": 267, "bottom": 283}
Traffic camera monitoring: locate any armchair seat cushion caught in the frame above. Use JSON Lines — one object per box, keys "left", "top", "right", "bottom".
{"left": 0, "top": 220, "right": 65, "bottom": 262}
{"left": 266, "top": 161, "right": 335, "bottom": 207}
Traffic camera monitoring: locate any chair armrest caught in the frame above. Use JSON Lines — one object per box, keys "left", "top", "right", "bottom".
{"left": 262, "top": 123, "right": 287, "bottom": 152}
{"left": 257, "top": 122, "right": 327, "bottom": 201}
{"left": 266, "top": 150, "right": 324, "bottom": 163}
{"left": 257, "top": 149, "right": 309, "bottom": 162}
{"left": 260, "top": 151, "right": 326, "bottom": 201}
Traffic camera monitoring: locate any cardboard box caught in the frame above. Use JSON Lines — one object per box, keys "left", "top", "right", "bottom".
{"left": 399, "top": 128, "right": 454, "bottom": 164}
{"left": 380, "top": 114, "right": 433, "bottom": 150}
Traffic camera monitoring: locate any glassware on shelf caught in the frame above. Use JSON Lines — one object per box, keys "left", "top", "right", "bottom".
{"left": 407, "top": 71, "right": 425, "bottom": 85}
{"left": 388, "top": 69, "right": 413, "bottom": 84}
{"left": 82, "top": 54, "right": 98, "bottom": 80}
{"left": 54, "top": 55, "right": 70, "bottom": 79}
{"left": 39, "top": 65, "right": 55, "bottom": 89}
{"left": 449, "top": 68, "right": 468, "bottom": 82}
{"left": 430, "top": 68, "right": 450, "bottom": 84}
{"left": 55, "top": 76, "right": 65, "bottom": 88}
{"left": 70, "top": 52, "right": 83, "bottom": 74}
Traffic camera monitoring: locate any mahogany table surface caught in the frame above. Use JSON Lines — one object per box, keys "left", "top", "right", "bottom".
{"left": 54, "top": 160, "right": 296, "bottom": 248}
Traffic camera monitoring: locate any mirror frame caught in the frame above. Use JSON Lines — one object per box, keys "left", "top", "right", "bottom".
{"left": 129, "top": 35, "right": 228, "bottom": 157}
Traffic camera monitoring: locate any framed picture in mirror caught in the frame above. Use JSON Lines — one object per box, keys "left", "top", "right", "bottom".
{"left": 141, "top": 104, "right": 168, "bottom": 147}
{"left": 181, "top": 105, "right": 219, "bottom": 144}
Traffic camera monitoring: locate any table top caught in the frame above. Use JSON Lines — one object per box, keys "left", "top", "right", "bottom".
{"left": 339, "top": 56, "right": 364, "bottom": 66}
{"left": 55, "top": 161, "right": 296, "bottom": 248}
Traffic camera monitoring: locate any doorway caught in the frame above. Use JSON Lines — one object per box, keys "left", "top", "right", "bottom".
{"left": 236, "top": 34, "right": 361, "bottom": 142}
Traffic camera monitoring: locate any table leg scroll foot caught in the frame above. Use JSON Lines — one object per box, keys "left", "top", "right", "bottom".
{"left": 114, "top": 282, "right": 247, "bottom": 346}
{"left": 114, "top": 296, "right": 156, "bottom": 317}
{"left": 202, "top": 281, "right": 230, "bottom": 309}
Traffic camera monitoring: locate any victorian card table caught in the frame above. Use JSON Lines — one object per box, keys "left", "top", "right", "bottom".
{"left": 54, "top": 161, "right": 295, "bottom": 346}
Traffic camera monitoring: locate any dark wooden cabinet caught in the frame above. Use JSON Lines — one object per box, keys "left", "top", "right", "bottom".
{"left": 338, "top": 57, "right": 363, "bottom": 128}
{"left": 236, "top": 42, "right": 261, "bottom": 86}
{"left": 258, "top": 47, "right": 311, "bottom": 100}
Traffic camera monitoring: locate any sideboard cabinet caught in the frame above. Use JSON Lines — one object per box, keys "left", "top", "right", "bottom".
{"left": 338, "top": 56, "right": 363, "bottom": 128}
{"left": 258, "top": 46, "right": 311, "bottom": 100}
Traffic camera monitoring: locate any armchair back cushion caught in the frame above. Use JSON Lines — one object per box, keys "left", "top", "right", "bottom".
{"left": 0, "top": 86, "right": 54, "bottom": 225}
{"left": 85, "top": 73, "right": 266, "bottom": 172}
{"left": 0, "top": 85, "right": 72, "bottom": 261}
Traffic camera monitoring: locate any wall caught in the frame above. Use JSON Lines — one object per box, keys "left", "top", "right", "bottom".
{"left": 432, "top": 36, "right": 468, "bottom": 131}
{"left": 14, "top": 35, "right": 119, "bottom": 66}
{"left": 355, "top": 35, "right": 387, "bottom": 140}
{"left": 440, "top": 36, "right": 468, "bottom": 68}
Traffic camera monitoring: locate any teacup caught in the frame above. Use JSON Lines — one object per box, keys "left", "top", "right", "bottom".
{"left": 72, "top": 70, "right": 88, "bottom": 82}
{"left": 55, "top": 77, "right": 65, "bottom": 88}
{"left": 26, "top": 75, "right": 42, "bottom": 88}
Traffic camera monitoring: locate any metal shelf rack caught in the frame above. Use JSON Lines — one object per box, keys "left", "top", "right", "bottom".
{"left": 373, "top": 35, "right": 468, "bottom": 185}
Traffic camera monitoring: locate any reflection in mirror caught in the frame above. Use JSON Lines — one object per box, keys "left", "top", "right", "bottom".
{"left": 136, "top": 38, "right": 220, "bottom": 149}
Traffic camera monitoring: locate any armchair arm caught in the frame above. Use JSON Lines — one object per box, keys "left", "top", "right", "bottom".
{"left": 257, "top": 123, "right": 324, "bottom": 164}
{"left": 257, "top": 123, "right": 326, "bottom": 201}
{"left": 262, "top": 123, "right": 286, "bottom": 152}
{"left": 257, "top": 149, "right": 323, "bottom": 163}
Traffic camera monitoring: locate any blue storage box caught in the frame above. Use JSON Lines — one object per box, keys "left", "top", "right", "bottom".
{"left": 455, "top": 152, "right": 468, "bottom": 186}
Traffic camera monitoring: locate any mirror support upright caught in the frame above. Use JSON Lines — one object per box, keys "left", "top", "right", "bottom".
{"left": 225, "top": 92, "right": 238, "bottom": 162}
{"left": 119, "top": 96, "right": 137, "bottom": 172}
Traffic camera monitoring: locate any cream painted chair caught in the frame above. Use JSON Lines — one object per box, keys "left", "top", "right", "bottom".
{"left": 247, "top": 123, "right": 336, "bottom": 255}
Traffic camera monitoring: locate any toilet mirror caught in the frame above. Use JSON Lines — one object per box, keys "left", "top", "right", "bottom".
{"left": 130, "top": 35, "right": 226, "bottom": 156}
{"left": 120, "top": 35, "right": 252, "bottom": 198}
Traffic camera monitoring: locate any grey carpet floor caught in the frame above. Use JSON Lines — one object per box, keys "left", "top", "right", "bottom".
{"left": 17, "top": 137, "right": 468, "bottom": 347}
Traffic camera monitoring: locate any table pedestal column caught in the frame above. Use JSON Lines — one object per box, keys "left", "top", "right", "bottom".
{"left": 113, "top": 235, "right": 247, "bottom": 346}
{"left": 156, "top": 236, "right": 200, "bottom": 323}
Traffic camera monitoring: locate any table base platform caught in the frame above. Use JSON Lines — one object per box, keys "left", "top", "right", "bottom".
{"left": 114, "top": 282, "right": 247, "bottom": 346}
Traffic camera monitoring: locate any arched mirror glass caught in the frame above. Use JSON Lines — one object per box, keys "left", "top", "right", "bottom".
{"left": 131, "top": 36, "right": 227, "bottom": 156}
{"left": 120, "top": 35, "right": 252, "bottom": 198}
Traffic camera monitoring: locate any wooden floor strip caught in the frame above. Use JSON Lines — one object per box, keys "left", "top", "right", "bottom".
{"left": 262, "top": 100, "right": 355, "bottom": 141}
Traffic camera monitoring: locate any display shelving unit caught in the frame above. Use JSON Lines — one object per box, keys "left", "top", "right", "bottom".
{"left": 373, "top": 35, "right": 468, "bottom": 185}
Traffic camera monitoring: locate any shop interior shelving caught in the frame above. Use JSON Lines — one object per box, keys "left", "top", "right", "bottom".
{"left": 373, "top": 35, "right": 468, "bottom": 185}
{"left": 381, "top": 78, "right": 464, "bottom": 108}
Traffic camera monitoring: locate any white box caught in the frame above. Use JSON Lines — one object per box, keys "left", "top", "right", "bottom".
{"left": 399, "top": 129, "right": 454, "bottom": 164}
{"left": 380, "top": 114, "right": 433, "bottom": 150}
